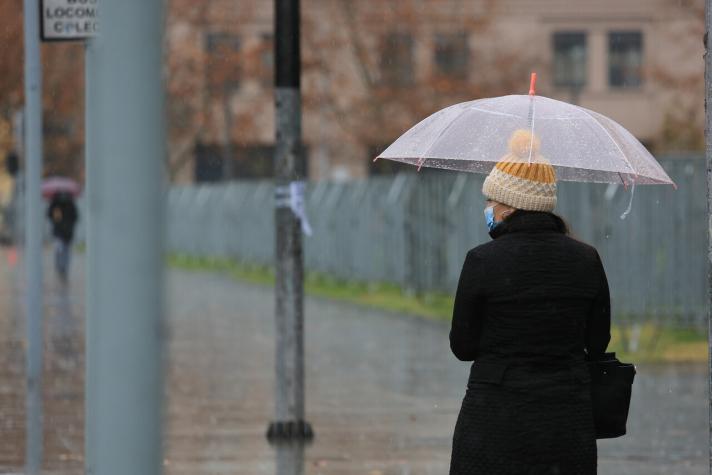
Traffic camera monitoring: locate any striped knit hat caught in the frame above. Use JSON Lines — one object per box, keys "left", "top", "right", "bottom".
{"left": 482, "top": 129, "right": 557, "bottom": 212}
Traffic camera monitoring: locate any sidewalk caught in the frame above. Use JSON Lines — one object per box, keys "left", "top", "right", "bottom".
{"left": 0, "top": 251, "right": 707, "bottom": 474}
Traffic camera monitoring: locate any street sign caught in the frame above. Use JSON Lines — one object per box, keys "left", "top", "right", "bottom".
{"left": 41, "top": 0, "right": 98, "bottom": 41}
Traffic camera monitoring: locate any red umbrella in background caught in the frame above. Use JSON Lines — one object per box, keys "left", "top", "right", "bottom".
{"left": 41, "top": 176, "right": 81, "bottom": 200}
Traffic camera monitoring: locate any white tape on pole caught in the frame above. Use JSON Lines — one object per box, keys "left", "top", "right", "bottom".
{"left": 275, "top": 181, "right": 312, "bottom": 236}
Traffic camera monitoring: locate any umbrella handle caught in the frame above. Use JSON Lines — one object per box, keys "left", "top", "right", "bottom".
{"left": 529, "top": 72, "right": 537, "bottom": 96}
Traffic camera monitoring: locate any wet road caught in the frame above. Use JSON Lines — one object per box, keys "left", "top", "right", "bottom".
{"left": 0, "top": 253, "right": 707, "bottom": 474}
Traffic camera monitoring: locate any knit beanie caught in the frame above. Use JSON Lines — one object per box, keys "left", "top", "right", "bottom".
{"left": 482, "top": 129, "right": 557, "bottom": 212}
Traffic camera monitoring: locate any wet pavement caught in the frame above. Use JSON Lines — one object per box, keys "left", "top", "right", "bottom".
{"left": 0, "top": 252, "right": 707, "bottom": 474}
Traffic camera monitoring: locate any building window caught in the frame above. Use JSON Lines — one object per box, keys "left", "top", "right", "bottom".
{"left": 609, "top": 31, "right": 643, "bottom": 88}
{"left": 553, "top": 32, "right": 587, "bottom": 88}
{"left": 235, "top": 144, "right": 276, "bottom": 179}
{"left": 194, "top": 142, "right": 224, "bottom": 183}
{"left": 259, "top": 33, "right": 274, "bottom": 88}
{"left": 205, "top": 32, "right": 241, "bottom": 94}
{"left": 434, "top": 33, "right": 469, "bottom": 80}
{"left": 195, "top": 143, "right": 310, "bottom": 182}
{"left": 380, "top": 33, "right": 414, "bottom": 87}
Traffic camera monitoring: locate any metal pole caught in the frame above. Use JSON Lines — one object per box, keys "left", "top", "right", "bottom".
{"left": 267, "top": 0, "right": 313, "bottom": 441}
{"left": 706, "top": 1, "right": 712, "bottom": 472}
{"left": 22, "top": 0, "right": 44, "bottom": 471}
{"left": 11, "top": 110, "right": 24, "bottom": 244}
{"left": 275, "top": 442, "right": 305, "bottom": 475}
{"left": 84, "top": 36, "right": 97, "bottom": 475}
{"left": 84, "top": 0, "right": 166, "bottom": 472}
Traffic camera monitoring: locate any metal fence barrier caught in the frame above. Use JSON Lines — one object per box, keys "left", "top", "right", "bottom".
{"left": 160, "top": 156, "right": 707, "bottom": 327}
{"left": 43, "top": 155, "right": 700, "bottom": 327}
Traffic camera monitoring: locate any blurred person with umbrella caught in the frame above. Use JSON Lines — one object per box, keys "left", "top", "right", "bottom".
{"left": 42, "top": 176, "right": 81, "bottom": 200}
{"left": 377, "top": 75, "right": 672, "bottom": 474}
{"left": 44, "top": 178, "right": 80, "bottom": 280}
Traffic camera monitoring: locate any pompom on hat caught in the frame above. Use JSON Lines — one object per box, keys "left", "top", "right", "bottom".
{"left": 482, "top": 129, "right": 557, "bottom": 212}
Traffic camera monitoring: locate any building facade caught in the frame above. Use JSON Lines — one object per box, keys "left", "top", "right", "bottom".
{"left": 165, "top": 0, "right": 704, "bottom": 183}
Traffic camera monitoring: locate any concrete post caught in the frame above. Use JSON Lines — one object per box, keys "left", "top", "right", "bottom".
{"left": 84, "top": 0, "right": 166, "bottom": 472}
{"left": 22, "top": 0, "right": 44, "bottom": 471}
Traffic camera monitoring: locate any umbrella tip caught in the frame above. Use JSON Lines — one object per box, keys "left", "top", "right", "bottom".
{"left": 373, "top": 156, "right": 379, "bottom": 162}
{"left": 416, "top": 157, "right": 426, "bottom": 172}
{"left": 529, "top": 72, "right": 537, "bottom": 96}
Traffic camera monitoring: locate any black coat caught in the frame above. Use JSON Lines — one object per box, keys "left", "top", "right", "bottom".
{"left": 47, "top": 196, "right": 78, "bottom": 243}
{"left": 449, "top": 211, "right": 611, "bottom": 475}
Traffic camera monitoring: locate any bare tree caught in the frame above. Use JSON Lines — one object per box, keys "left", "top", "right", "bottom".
{"left": 302, "top": 0, "right": 536, "bottom": 155}
{"left": 649, "top": 0, "right": 705, "bottom": 152}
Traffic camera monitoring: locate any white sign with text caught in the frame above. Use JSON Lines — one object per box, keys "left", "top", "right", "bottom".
{"left": 41, "top": 0, "right": 98, "bottom": 41}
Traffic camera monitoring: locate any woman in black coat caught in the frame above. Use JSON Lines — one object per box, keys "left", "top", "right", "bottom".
{"left": 449, "top": 131, "right": 611, "bottom": 475}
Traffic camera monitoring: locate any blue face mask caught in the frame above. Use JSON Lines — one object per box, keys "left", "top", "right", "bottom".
{"left": 484, "top": 206, "right": 499, "bottom": 231}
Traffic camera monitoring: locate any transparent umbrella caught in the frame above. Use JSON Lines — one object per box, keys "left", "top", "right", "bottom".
{"left": 376, "top": 75, "right": 674, "bottom": 189}
{"left": 41, "top": 176, "right": 81, "bottom": 199}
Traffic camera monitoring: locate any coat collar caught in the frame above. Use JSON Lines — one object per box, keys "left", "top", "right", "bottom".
{"left": 489, "top": 211, "right": 567, "bottom": 239}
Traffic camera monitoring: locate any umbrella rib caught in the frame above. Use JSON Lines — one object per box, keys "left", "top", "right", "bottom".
{"left": 469, "top": 106, "right": 590, "bottom": 121}
{"left": 527, "top": 97, "right": 536, "bottom": 164}
{"left": 418, "top": 106, "right": 471, "bottom": 163}
{"left": 468, "top": 106, "right": 523, "bottom": 119}
{"left": 578, "top": 108, "right": 638, "bottom": 186}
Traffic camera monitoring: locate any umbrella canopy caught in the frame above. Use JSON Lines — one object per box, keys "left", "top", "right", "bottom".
{"left": 377, "top": 94, "right": 674, "bottom": 188}
{"left": 41, "top": 176, "right": 81, "bottom": 199}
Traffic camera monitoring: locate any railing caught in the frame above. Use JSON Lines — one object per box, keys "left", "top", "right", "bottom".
{"left": 163, "top": 155, "right": 707, "bottom": 327}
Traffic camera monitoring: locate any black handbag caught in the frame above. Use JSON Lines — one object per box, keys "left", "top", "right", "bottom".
{"left": 587, "top": 352, "right": 636, "bottom": 439}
